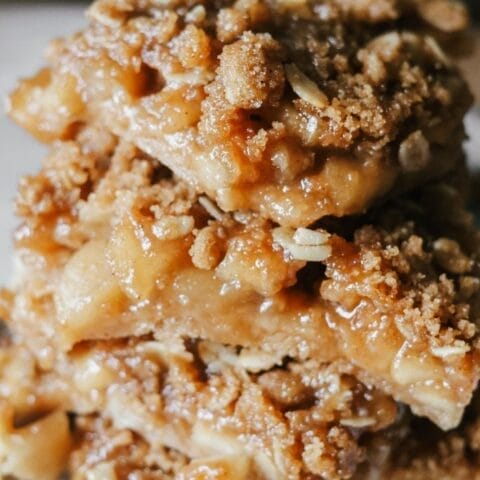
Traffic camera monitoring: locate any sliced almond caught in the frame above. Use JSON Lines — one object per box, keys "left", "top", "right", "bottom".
{"left": 431, "top": 344, "right": 470, "bottom": 359}
{"left": 273, "top": 227, "right": 331, "bottom": 262}
{"left": 199, "top": 196, "right": 225, "bottom": 221}
{"left": 340, "top": 417, "right": 376, "bottom": 428}
{"left": 293, "top": 227, "right": 330, "bottom": 246}
{"left": 398, "top": 130, "right": 430, "bottom": 172}
{"left": 285, "top": 64, "right": 328, "bottom": 109}
{"left": 425, "top": 36, "right": 451, "bottom": 67}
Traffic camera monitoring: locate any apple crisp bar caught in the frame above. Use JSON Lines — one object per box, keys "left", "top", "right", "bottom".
{"left": 2, "top": 0, "right": 480, "bottom": 478}
{"left": 0, "top": 129, "right": 478, "bottom": 478}
{"left": 8, "top": 0, "right": 472, "bottom": 227}
{"left": 0, "top": 334, "right": 399, "bottom": 479}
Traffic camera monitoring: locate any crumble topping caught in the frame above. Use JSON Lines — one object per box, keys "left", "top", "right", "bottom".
{"left": 8, "top": 0, "right": 472, "bottom": 226}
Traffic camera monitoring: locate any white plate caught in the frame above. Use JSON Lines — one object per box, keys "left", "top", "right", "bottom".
{"left": 0, "top": 3, "right": 479, "bottom": 285}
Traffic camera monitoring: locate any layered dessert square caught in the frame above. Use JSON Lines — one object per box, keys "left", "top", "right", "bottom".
{"left": 1, "top": 0, "right": 479, "bottom": 479}
{"left": 1, "top": 134, "right": 479, "bottom": 479}
{"left": 8, "top": 0, "right": 472, "bottom": 226}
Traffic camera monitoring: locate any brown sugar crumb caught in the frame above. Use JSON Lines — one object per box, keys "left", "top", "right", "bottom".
{"left": 216, "top": 0, "right": 270, "bottom": 43}
{"left": 257, "top": 368, "right": 313, "bottom": 409}
{"left": 189, "top": 224, "right": 227, "bottom": 270}
{"left": 170, "top": 24, "right": 212, "bottom": 70}
{"left": 16, "top": 142, "right": 98, "bottom": 220}
{"left": 216, "top": 218, "right": 305, "bottom": 296}
{"left": 217, "top": 7, "right": 249, "bottom": 43}
{"left": 337, "top": 217, "right": 479, "bottom": 354}
{"left": 218, "top": 32, "right": 285, "bottom": 110}
{"left": 302, "top": 426, "right": 366, "bottom": 479}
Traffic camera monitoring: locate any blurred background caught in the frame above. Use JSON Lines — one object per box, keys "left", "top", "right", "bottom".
{"left": 469, "top": 0, "right": 479, "bottom": 20}
{"left": 0, "top": 1, "right": 478, "bottom": 285}
{"left": 0, "top": 2, "right": 87, "bottom": 284}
